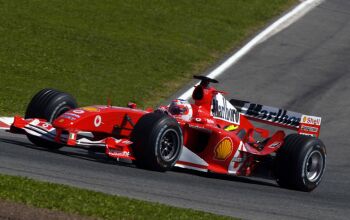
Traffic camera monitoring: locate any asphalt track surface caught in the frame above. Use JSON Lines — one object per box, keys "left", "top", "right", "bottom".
{"left": 1, "top": 0, "right": 350, "bottom": 219}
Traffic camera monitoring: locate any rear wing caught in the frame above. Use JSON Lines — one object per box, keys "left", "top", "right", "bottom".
{"left": 230, "top": 99, "right": 322, "bottom": 137}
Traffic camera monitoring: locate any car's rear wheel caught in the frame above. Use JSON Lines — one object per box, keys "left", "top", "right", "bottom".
{"left": 275, "top": 134, "right": 326, "bottom": 191}
{"left": 131, "top": 112, "right": 183, "bottom": 171}
{"left": 25, "top": 88, "right": 77, "bottom": 150}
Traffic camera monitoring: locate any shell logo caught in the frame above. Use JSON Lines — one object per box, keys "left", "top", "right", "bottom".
{"left": 81, "top": 106, "right": 100, "bottom": 112}
{"left": 303, "top": 116, "right": 307, "bottom": 123}
{"left": 214, "top": 138, "right": 233, "bottom": 160}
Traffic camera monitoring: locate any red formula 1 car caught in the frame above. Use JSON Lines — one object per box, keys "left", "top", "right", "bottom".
{"left": 9, "top": 75, "right": 326, "bottom": 191}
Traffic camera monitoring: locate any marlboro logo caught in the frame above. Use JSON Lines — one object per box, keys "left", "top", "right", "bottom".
{"left": 211, "top": 93, "right": 240, "bottom": 124}
{"left": 230, "top": 99, "right": 303, "bottom": 128}
{"left": 244, "top": 104, "right": 301, "bottom": 127}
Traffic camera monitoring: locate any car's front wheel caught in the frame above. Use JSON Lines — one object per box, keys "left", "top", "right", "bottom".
{"left": 131, "top": 112, "right": 183, "bottom": 172}
{"left": 25, "top": 88, "right": 77, "bottom": 150}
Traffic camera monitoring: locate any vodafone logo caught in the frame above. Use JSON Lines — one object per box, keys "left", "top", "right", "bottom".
{"left": 94, "top": 115, "right": 102, "bottom": 127}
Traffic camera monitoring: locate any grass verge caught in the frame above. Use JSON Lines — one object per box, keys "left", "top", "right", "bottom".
{"left": 0, "top": 0, "right": 296, "bottom": 115}
{"left": 0, "top": 174, "right": 234, "bottom": 220}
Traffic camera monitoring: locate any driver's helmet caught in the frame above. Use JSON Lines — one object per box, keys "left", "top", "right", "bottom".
{"left": 169, "top": 99, "right": 193, "bottom": 121}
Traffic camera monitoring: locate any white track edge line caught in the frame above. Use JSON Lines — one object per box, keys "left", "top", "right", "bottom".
{"left": 0, "top": 117, "right": 14, "bottom": 129}
{"left": 0, "top": 117, "right": 14, "bottom": 124}
{"left": 178, "top": 0, "right": 324, "bottom": 100}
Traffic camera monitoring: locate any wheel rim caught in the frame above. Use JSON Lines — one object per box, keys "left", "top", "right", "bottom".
{"left": 159, "top": 129, "right": 179, "bottom": 162}
{"left": 305, "top": 149, "right": 324, "bottom": 182}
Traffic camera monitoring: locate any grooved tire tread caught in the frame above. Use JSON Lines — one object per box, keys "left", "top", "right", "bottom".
{"left": 24, "top": 88, "right": 77, "bottom": 150}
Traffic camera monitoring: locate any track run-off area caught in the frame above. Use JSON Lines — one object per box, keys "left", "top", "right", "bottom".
{"left": 1, "top": 0, "right": 350, "bottom": 219}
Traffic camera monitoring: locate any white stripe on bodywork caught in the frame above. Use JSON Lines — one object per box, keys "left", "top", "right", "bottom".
{"left": 175, "top": 164, "right": 208, "bottom": 172}
{"left": 177, "top": 146, "right": 208, "bottom": 167}
{"left": 228, "top": 141, "right": 245, "bottom": 175}
{"left": 76, "top": 138, "right": 105, "bottom": 147}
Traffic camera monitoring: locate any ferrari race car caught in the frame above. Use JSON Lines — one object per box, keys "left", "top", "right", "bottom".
{"left": 8, "top": 75, "right": 326, "bottom": 191}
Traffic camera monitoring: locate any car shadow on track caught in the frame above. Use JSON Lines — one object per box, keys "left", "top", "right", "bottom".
{"left": 0, "top": 136, "right": 277, "bottom": 188}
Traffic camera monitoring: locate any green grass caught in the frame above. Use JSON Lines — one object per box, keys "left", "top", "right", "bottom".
{"left": 0, "top": 174, "right": 234, "bottom": 220}
{"left": 0, "top": 0, "right": 296, "bottom": 115}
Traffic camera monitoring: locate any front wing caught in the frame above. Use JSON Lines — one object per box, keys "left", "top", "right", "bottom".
{"left": 9, "top": 116, "right": 135, "bottom": 160}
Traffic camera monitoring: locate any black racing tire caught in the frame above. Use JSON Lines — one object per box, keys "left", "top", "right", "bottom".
{"left": 25, "top": 88, "right": 78, "bottom": 150}
{"left": 275, "top": 134, "right": 326, "bottom": 192}
{"left": 131, "top": 112, "right": 183, "bottom": 172}
{"left": 25, "top": 88, "right": 77, "bottom": 123}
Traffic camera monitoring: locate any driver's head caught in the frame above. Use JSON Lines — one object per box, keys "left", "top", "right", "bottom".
{"left": 169, "top": 99, "right": 193, "bottom": 121}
